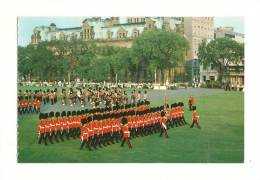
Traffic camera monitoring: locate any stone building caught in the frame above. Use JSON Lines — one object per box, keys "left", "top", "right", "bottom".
{"left": 30, "top": 17, "right": 183, "bottom": 84}
{"left": 31, "top": 17, "right": 182, "bottom": 47}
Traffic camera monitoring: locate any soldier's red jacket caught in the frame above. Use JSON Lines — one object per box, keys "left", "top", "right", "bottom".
{"left": 121, "top": 124, "right": 130, "bottom": 138}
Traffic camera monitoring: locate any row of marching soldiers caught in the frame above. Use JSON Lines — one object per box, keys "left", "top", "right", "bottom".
{"left": 37, "top": 110, "right": 82, "bottom": 145}
{"left": 37, "top": 103, "right": 150, "bottom": 145}
{"left": 37, "top": 102, "right": 186, "bottom": 150}
{"left": 18, "top": 88, "right": 59, "bottom": 115}
{"left": 18, "top": 98, "right": 41, "bottom": 114}
{"left": 80, "top": 102, "right": 186, "bottom": 150}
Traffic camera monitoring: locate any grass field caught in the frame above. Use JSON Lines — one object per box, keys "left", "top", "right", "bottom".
{"left": 17, "top": 90, "right": 244, "bottom": 163}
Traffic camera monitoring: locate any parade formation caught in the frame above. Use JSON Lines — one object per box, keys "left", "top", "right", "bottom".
{"left": 16, "top": 16, "right": 244, "bottom": 163}
{"left": 18, "top": 84, "right": 199, "bottom": 151}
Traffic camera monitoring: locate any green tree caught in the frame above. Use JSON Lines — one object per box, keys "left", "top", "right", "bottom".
{"left": 198, "top": 38, "right": 244, "bottom": 83}
{"left": 132, "top": 30, "right": 189, "bottom": 83}
{"left": 18, "top": 46, "right": 32, "bottom": 80}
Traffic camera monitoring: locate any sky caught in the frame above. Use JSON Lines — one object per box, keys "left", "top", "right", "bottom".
{"left": 18, "top": 16, "right": 244, "bottom": 47}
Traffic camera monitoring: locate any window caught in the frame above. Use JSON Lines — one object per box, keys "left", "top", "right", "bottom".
{"left": 51, "top": 34, "right": 56, "bottom": 41}
{"left": 60, "top": 32, "right": 65, "bottom": 40}
{"left": 132, "top": 29, "right": 139, "bottom": 38}
{"left": 117, "top": 28, "right": 127, "bottom": 39}
{"left": 210, "top": 76, "right": 215, "bottom": 81}
{"left": 82, "top": 26, "right": 94, "bottom": 40}
{"left": 210, "top": 64, "right": 214, "bottom": 70}
{"left": 107, "top": 31, "right": 113, "bottom": 39}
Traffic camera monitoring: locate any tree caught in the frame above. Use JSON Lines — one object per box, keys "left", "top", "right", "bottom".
{"left": 132, "top": 30, "right": 189, "bottom": 83}
{"left": 87, "top": 57, "right": 111, "bottom": 82}
{"left": 18, "top": 46, "right": 32, "bottom": 80}
{"left": 198, "top": 38, "right": 244, "bottom": 83}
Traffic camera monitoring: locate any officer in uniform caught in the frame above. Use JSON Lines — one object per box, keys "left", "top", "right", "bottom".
{"left": 120, "top": 117, "right": 132, "bottom": 149}
{"left": 61, "top": 89, "right": 66, "bottom": 106}
{"left": 190, "top": 106, "right": 200, "bottom": 129}
{"left": 159, "top": 111, "right": 169, "bottom": 138}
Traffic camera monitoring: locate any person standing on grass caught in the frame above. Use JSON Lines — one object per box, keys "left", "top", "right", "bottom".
{"left": 190, "top": 106, "right": 200, "bottom": 129}
{"left": 188, "top": 96, "right": 195, "bottom": 111}
{"left": 37, "top": 113, "right": 45, "bottom": 144}
{"left": 120, "top": 117, "right": 132, "bottom": 149}
{"left": 143, "top": 90, "right": 148, "bottom": 103}
{"left": 34, "top": 99, "right": 41, "bottom": 114}
{"left": 159, "top": 110, "right": 169, "bottom": 138}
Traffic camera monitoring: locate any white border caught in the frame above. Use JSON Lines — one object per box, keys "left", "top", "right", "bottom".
{"left": 1, "top": 0, "right": 260, "bottom": 180}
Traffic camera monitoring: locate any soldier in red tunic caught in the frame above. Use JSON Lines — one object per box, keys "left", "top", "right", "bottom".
{"left": 55, "top": 112, "right": 64, "bottom": 142}
{"left": 120, "top": 117, "right": 132, "bottom": 149}
{"left": 44, "top": 113, "right": 54, "bottom": 144}
{"left": 37, "top": 113, "right": 46, "bottom": 145}
{"left": 49, "top": 111, "right": 59, "bottom": 143}
{"left": 159, "top": 111, "right": 169, "bottom": 138}
{"left": 60, "top": 111, "right": 67, "bottom": 140}
{"left": 190, "top": 106, "right": 200, "bottom": 129}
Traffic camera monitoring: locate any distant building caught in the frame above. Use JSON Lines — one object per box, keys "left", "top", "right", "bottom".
{"left": 199, "top": 27, "right": 244, "bottom": 87}
{"left": 30, "top": 17, "right": 185, "bottom": 84}
{"left": 183, "top": 17, "right": 214, "bottom": 83}
{"left": 214, "top": 26, "right": 244, "bottom": 43}
{"left": 31, "top": 17, "right": 183, "bottom": 48}
{"left": 186, "top": 59, "right": 200, "bottom": 84}
{"left": 184, "top": 17, "right": 214, "bottom": 60}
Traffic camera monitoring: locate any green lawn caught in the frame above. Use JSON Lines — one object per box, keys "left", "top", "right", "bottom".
{"left": 18, "top": 91, "right": 244, "bottom": 163}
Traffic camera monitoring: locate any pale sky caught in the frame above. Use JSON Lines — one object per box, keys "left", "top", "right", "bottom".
{"left": 18, "top": 16, "right": 244, "bottom": 47}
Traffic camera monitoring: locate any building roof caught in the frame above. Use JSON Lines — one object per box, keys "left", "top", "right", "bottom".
{"left": 58, "top": 27, "right": 82, "bottom": 31}
{"left": 112, "top": 22, "right": 145, "bottom": 27}
{"left": 225, "top": 31, "right": 244, "bottom": 37}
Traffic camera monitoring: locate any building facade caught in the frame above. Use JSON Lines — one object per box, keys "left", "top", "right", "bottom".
{"left": 183, "top": 17, "right": 214, "bottom": 83}
{"left": 199, "top": 27, "right": 244, "bottom": 87}
{"left": 214, "top": 26, "right": 244, "bottom": 44}
{"left": 183, "top": 17, "right": 214, "bottom": 60}
{"left": 31, "top": 17, "right": 183, "bottom": 47}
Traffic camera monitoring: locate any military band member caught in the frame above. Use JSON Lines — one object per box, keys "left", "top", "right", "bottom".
{"left": 34, "top": 99, "right": 41, "bottom": 114}
{"left": 54, "top": 88, "right": 57, "bottom": 103}
{"left": 39, "top": 89, "right": 43, "bottom": 102}
{"left": 69, "top": 88, "right": 74, "bottom": 106}
{"left": 24, "top": 90, "right": 28, "bottom": 100}
{"left": 46, "top": 89, "right": 50, "bottom": 104}
{"left": 188, "top": 96, "right": 195, "bottom": 111}
{"left": 50, "top": 90, "right": 55, "bottom": 105}
{"left": 61, "top": 89, "right": 66, "bottom": 106}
